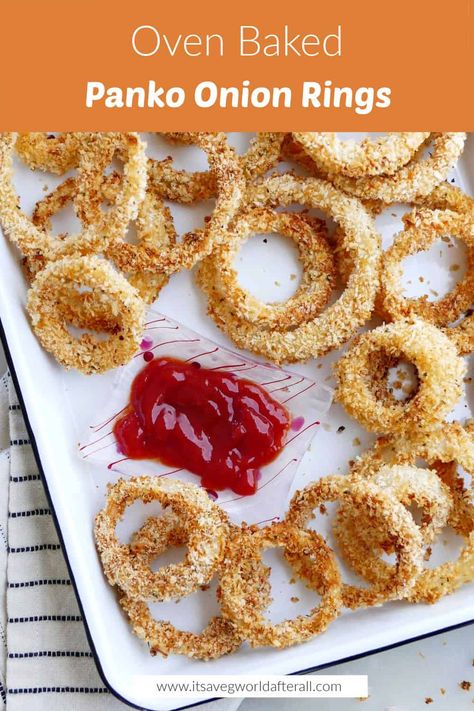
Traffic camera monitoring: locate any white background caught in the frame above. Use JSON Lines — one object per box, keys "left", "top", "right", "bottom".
{"left": 0, "top": 345, "right": 472, "bottom": 710}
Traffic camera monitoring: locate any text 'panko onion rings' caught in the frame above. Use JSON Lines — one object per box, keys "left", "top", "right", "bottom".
{"left": 118, "top": 515, "right": 251, "bottom": 660}
{"left": 327, "top": 133, "right": 466, "bottom": 203}
{"left": 31, "top": 173, "right": 175, "bottom": 304}
{"left": 0, "top": 132, "right": 147, "bottom": 260}
{"left": 26, "top": 256, "right": 145, "bottom": 374}
{"left": 108, "top": 132, "right": 245, "bottom": 275}
{"left": 380, "top": 208, "right": 474, "bottom": 328}
{"left": 149, "top": 132, "right": 284, "bottom": 203}
{"left": 346, "top": 425, "right": 474, "bottom": 603}
{"left": 293, "top": 132, "right": 430, "bottom": 178}
{"left": 287, "top": 475, "right": 424, "bottom": 610}
{"left": 334, "top": 319, "right": 465, "bottom": 435}
{"left": 94, "top": 477, "right": 228, "bottom": 602}
{"left": 16, "top": 131, "right": 80, "bottom": 174}
{"left": 197, "top": 173, "right": 381, "bottom": 363}
{"left": 218, "top": 521, "right": 342, "bottom": 648}
{"left": 203, "top": 208, "right": 336, "bottom": 330}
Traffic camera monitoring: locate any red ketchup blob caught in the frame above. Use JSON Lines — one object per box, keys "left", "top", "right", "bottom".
{"left": 113, "top": 357, "right": 290, "bottom": 496}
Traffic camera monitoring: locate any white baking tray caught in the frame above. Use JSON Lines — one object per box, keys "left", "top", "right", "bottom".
{"left": 0, "top": 133, "right": 472, "bottom": 711}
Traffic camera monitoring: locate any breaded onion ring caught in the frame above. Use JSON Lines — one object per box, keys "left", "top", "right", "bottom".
{"left": 334, "top": 319, "right": 465, "bottom": 435}
{"left": 120, "top": 596, "right": 243, "bottom": 661}
{"left": 197, "top": 174, "right": 381, "bottom": 363}
{"left": 26, "top": 256, "right": 145, "bottom": 374}
{"left": 287, "top": 476, "right": 424, "bottom": 609}
{"left": 0, "top": 132, "right": 147, "bottom": 260}
{"left": 118, "top": 515, "right": 254, "bottom": 660}
{"left": 327, "top": 133, "right": 466, "bottom": 203}
{"left": 218, "top": 521, "right": 341, "bottom": 648}
{"left": 346, "top": 425, "right": 474, "bottom": 603}
{"left": 204, "top": 208, "right": 336, "bottom": 330}
{"left": 149, "top": 132, "right": 284, "bottom": 202}
{"left": 31, "top": 173, "right": 174, "bottom": 305}
{"left": 293, "top": 132, "right": 430, "bottom": 178}
{"left": 336, "top": 464, "right": 452, "bottom": 548}
{"left": 94, "top": 477, "right": 228, "bottom": 602}
{"left": 108, "top": 132, "right": 244, "bottom": 275}
{"left": 15, "top": 132, "right": 80, "bottom": 174}
{"left": 380, "top": 208, "right": 474, "bottom": 327}
{"left": 416, "top": 181, "right": 474, "bottom": 214}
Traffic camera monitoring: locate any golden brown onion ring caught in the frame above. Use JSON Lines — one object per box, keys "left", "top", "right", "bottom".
{"left": 31, "top": 173, "right": 174, "bottom": 305}
{"left": 327, "top": 133, "right": 466, "bottom": 202}
{"left": 345, "top": 425, "right": 474, "bottom": 603}
{"left": 119, "top": 515, "right": 253, "bottom": 660}
{"left": 108, "top": 132, "right": 245, "bottom": 275}
{"left": 94, "top": 477, "right": 228, "bottom": 602}
{"left": 287, "top": 475, "right": 424, "bottom": 609}
{"left": 293, "top": 132, "right": 430, "bottom": 178}
{"left": 197, "top": 173, "right": 381, "bottom": 363}
{"left": 26, "top": 256, "right": 145, "bottom": 374}
{"left": 149, "top": 132, "right": 284, "bottom": 202}
{"left": 218, "top": 520, "right": 342, "bottom": 648}
{"left": 380, "top": 208, "right": 474, "bottom": 327}
{"left": 0, "top": 132, "right": 147, "bottom": 260}
{"left": 203, "top": 208, "right": 336, "bottom": 330}
{"left": 16, "top": 132, "right": 80, "bottom": 174}
{"left": 334, "top": 319, "right": 465, "bottom": 435}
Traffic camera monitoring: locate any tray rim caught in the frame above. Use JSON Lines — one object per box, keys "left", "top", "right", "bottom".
{"left": 1, "top": 320, "right": 473, "bottom": 711}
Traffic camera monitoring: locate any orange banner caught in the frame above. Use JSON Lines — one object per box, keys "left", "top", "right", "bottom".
{"left": 0, "top": 0, "right": 471, "bottom": 129}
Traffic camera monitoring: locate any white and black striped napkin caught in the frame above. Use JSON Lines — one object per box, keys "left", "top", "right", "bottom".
{"left": 0, "top": 372, "right": 242, "bottom": 711}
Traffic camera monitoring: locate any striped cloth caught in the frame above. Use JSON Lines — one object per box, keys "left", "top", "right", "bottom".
{"left": 0, "top": 372, "right": 241, "bottom": 711}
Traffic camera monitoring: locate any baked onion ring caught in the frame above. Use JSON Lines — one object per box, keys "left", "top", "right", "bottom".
{"left": 108, "top": 132, "right": 244, "bottom": 275}
{"left": 334, "top": 319, "right": 465, "bottom": 434}
{"left": 149, "top": 132, "right": 284, "bottom": 202}
{"left": 94, "top": 477, "right": 228, "bottom": 602}
{"left": 335, "top": 464, "right": 452, "bottom": 548}
{"left": 327, "top": 133, "right": 466, "bottom": 203}
{"left": 119, "top": 515, "right": 253, "bottom": 660}
{"left": 197, "top": 173, "right": 381, "bottom": 363}
{"left": 0, "top": 132, "right": 147, "bottom": 260}
{"left": 218, "top": 520, "right": 341, "bottom": 648}
{"left": 203, "top": 208, "right": 336, "bottom": 330}
{"left": 31, "top": 173, "right": 174, "bottom": 304}
{"left": 287, "top": 475, "right": 424, "bottom": 609}
{"left": 26, "top": 256, "right": 145, "bottom": 374}
{"left": 293, "top": 132, "right": 430, "bottom": 178}
{"left": 15, "top": 132, "right": 80, "bottom": 174}
{"left": 380, "top": 208, "right": 474, "bottom": 327}
{"left": 346, "top": 425, "right": 474, "bottom": 603}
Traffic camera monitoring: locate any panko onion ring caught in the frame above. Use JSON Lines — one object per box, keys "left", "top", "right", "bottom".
{"left": 380, "top": 208, "right": 474, "bottom": 327}
{"left": 346, "top": 425, "right": 474, "bottom": 603}
{"left": 197, "top": 173, "right": 381, "bottom": 363}
{"left": 218, "top": 521, "right": 341, "bottom": 648}
{"left": 0, "top": 132, "right": 147, "bottom": 260}
{"left": 94, "top": 477, "right": 228, "bottom": 602}
{"left": 336, "top": 464, "right": 452, "bottom": 548}
{"left": 108, "top": 132, "right": 244, "bottom": 275}
{"left": 31, "top": 173, "right": 175, "bottom": 304}
{"left": 149, "top": 132, "right": 284, "bottom": 202}
{"left": 118, "top": 515, "right": 252, "bottom": 660}
{"left": 327, "top": 133, "right": 466, "bottom": 203}
{"left": 287, "top": 475, "right": 424, "bottom": 609}
{"left": 203, "top": 208, "right": 336, "bottom": 330}
{"left": 334, "top": 319, "right": 465, "bottom": 435}
{"left": 293, "top": 132, "right": 430, "bottom": 178}
{"left": 16, "top": 132, "right": 80, "bottom": 174}
{"left": 26, "top": 256, "right": 145, "bottom": 374}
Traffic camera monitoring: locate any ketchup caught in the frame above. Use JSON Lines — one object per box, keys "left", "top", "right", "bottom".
{"left": 113, "top": 357, "right": 290, "bottom": 496}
